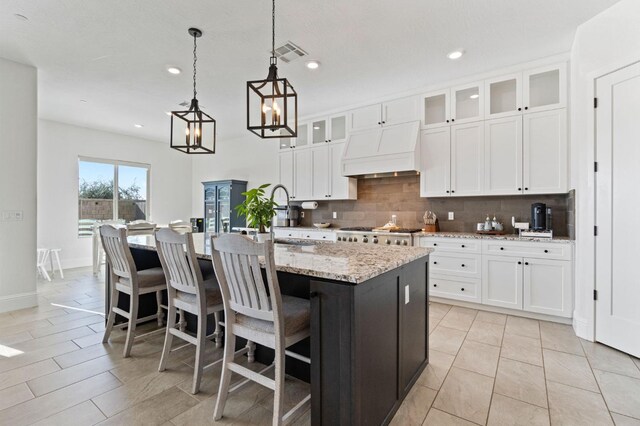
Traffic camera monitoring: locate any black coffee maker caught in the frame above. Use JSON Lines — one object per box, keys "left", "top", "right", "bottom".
{"left": 531, "top": 203, "right": 547, "bottom": 230}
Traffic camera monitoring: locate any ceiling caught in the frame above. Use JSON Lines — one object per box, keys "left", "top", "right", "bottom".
{"left": 0, "top": 0, "right": 619, "bottom": 143}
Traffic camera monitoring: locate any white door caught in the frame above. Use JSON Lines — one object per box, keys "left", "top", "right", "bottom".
{"left": 293, "top": 148, "right": 313, "bottom": 201}
{"left": 311, "top": 146, "right": 330, "bottom": 200}
{"left": 523, "top": 258, "right": 573, "bottom": 318}
{"left": 451, "top": 122, "right": 484, "bottom": 196}
{"left": 484, "top": 116, "right": 523, "bottom": 195}
{"left": 277, "top": 151, "right": 294, "bottom": 203}
{"left": 383, "top": 96, "right": 420, "bottom": 126}
{"left": 419, "top": 127, "right": 451, "bottom": 197}
{"left": 349, "top": 104, "right": 382, "bottom": 132}
{"left": 523, "top": 109, "right": 567, "bottom": 194}
{"left": 595, "top": 62, "right": 640, "bottom": 357}
{"left": 482, "top": 255, "right": 523, "bottom": 310}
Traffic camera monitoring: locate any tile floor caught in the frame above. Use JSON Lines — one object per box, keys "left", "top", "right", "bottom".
{"left": 0, "top": 268, "right": 639, "bottom": 425}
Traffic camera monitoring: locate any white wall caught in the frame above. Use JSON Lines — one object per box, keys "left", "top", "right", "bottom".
{"left": 570, "top": 0, "right": 640, "bottom": 339}
{"left": 0, "top": 58, "right": 38, "bottom": 313}
{"left": 190, "top": 133, "right": 279, "bottom": 217}
{"left": 37, "top": 120, "right": 193, "bottom": 269}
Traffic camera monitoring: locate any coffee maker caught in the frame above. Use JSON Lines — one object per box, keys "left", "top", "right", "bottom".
{"left": 531, "top": 203, "right": 547, "bottom": 230}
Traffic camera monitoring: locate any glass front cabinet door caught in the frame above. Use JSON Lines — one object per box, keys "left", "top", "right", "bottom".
{"left": 523, "top": 64, "right": 566, "bottom": 113}
{"left": 422, "top": 89, "right": 450, "bottom": 129}
{"left": 485, "top": 73, "right": 523, "bottom": 119}
{"left": 451, "top": 81, "right": 484, "bottom": 124}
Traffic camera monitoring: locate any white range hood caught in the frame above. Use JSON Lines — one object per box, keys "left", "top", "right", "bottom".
{"left": 341, "top": 121, "right": 421, "bottom": 177}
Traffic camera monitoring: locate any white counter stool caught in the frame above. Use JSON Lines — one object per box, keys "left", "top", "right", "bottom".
{"left": 155, "top": 228, "right": 254, "bottom": 394}
{"left": 210, "top": 234, "right": 311, "bottom": 425}
{"left": 169, "top": 220, "right": 192, "bottom": 233}
{"left": 49, "top": 248, "right": 64, "bottom": 279}
{"left": 36, "top": 249, "right": 51, "bottom": 282}
{"left": 100, "top": 225, "right": 167, "bottom": 357}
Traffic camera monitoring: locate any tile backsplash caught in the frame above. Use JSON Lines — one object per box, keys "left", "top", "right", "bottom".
{"left": 299, "top": 175, "right": 574, "bottom": 238}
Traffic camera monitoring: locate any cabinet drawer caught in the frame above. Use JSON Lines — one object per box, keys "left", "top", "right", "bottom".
{"left": 482, "top": 240, "right": 572, "bottom": 260}
{"left": 300, "top": 230, "right": 336, "bottom": 242}
{"left": 430, "top": 253, "right": 481, "bottom": 279}
{"left": 417, "top": 237, "right": 481, "bottom": 254}
{"left": 273, "top": 229, "right": 302, "bottom": 239}
{"left": 430, "top": 275, "right": 481, "bottom": 303}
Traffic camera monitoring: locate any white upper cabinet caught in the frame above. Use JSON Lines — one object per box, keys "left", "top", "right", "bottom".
{"left": 277, "top": 150, "right": 294, "bottom": 203}
{"left": 329, "top": 142, "right": 357, "bottom": 199}
{"left": 486, "top": 63, "right": 566, "bottom": 119}
{"left": 485, "top": 73, "right": 523, "bottom": 119}
{"left": 422, "top": 89, "right": 450, "bottom": 129}
{"left": 451, "top": 81, "right": 484, "bottom": 125}
{"left": 420, "top": 127, "right": 451, "bottom": 197}
{"left": 329, "top": 114, "right": 347, "bottom": 143}
{"left": 349, "top": 104, "right": 382, "bottom": 132}
{"left": 523, "top": 109, "right": 567, "bottom": 194}
{"left": 294, "top": 123, "right": 309, "bottom": 148}
{"left": 484, "top": 116, "right": 523, "bottom": 195}
{"left": 311, "top": 119, "right": 328, "bottom": 144}
{"left": 383, "top": 96, "right": 420, "bottom": 126}
{"left": 349, "top": 97, "right": 419, "bottom": 132}
{"left": 311, "top": 146, "right": 330, "bottom": 199}
{"left": 523, "top": 63, "right": 566, "bottom": 113}
{"left": 450, "top": 122, "right": 485, "bottom": 196}
{"left": 293, "top": 148, "right": 313, "bottom": 200}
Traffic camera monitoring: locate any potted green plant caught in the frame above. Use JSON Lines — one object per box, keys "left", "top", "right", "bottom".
{"left": 234, "top": 183, "right": 278, "bottom": 241}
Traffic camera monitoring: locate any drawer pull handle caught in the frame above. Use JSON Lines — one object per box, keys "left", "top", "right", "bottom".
{"left": 518, "top": 261, "right": 522, "bottom": 265}
{"left": 544, "top": 249, "right": 549, "bottom": 253}
{"left": 433, "top": 243, "right": 437, "bottom": 246}
{"left": 461, "top": 288, "right": 465, "bottom": 291}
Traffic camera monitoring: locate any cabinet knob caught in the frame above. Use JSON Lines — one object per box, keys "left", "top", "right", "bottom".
{"left": 525, "top": 106, "right": 529, "bottom": 110}
{"left": 524, "top": 187, "right": 529, "bottom": 191}
{"left": 433, "top": 261, "right": 438, "bottom": 265}
{"left": 451, "top": 190, "right": 455, "bottom": 193}
{"left": 518, "top": 187, "right": 522, "bottom": 191}
{"left": 433, "top": 284, "right": 437, "bottom": 287}
{"left": 451, "top": 118, "right": 455, "bottom": 122}
{"left": 382, "top": 121, "right": 386, "bottom": 124}
{"left": 446, "top": 119, "right": 450, "bottom": 123}
{"left": 518, "top": 107, "right": 522, "bottom": 111}
{"left": 544, "top": 249, "right": 549, "bottom": 253}
{"left": 461, "top": 244, "right": 465, "bottom": 248}
{"left": 461, "top": 288, "right": 465, "bottom": 291}
{"left": 461, "top": 264, "right": 465, "bottom": 267}
{"left": 433, "top": 243, "right": 437, "bottom": 246}
{"left": 328, "top": 139, "right": 332, "bottom": 142}
{"left": 446, "top": 190, "right": 450, "bottom": 193}
{"left": 377, "top": 121, "right": 381, "bottom": 125}
{"left": 525, "top": 262, "right": 529, "bottom": 265}
{"left": 500, "top": 247, "right": 504, "bottom": 250}
{"left": 518, "top": 261, "right": 522, "bottom": 265}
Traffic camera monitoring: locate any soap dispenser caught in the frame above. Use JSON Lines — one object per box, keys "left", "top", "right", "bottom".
{"left": 484, "top": 215, "right": 492, "bottom": 231}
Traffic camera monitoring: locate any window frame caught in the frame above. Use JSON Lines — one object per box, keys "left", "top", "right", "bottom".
{"left": 77, "top": 156, "right": 151, "bottom": 237}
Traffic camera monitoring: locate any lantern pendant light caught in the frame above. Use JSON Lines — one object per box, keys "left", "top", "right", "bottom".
{"left": 246, "top": 0, "right": 297, "bottom": 139}
{"left": 170, "top": 28, "right": 216, "bottom": 154}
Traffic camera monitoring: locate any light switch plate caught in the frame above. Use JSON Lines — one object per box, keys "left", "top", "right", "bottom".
{"left": 300, "top": 211, "right": 305, "bottom": 218}
{"left": 448, "top": 212, "right": 454, "bottom": 220}
{"left": 404, "top": 285, "right": 410, "bottom": 304}
{"left": 333, "top": 211, "right": 337, "bottom": 219}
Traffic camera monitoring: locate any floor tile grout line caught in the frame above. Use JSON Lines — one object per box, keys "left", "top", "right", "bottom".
{"left": 484, "top": 322, "right": 506, "bottom": 426}
{"left": 538, "top": 320, "right": 553, "bottom": 426}
{"left": 582, "top": 354, "right": 624, "bottom": 424}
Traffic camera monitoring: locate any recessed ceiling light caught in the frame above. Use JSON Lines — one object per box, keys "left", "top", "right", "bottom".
{"left": 469, "top": 94, "right": 479, "bottom": 99}
{"left": 167, "top": 67, "right": 182, "bottom": 75}
{"left": 447, "top": 50, "right": 464, "bottom": 60}
{"left": 305, "top": 60, "right": 320, "bottom": 70}
{"left": 14, "top": 13, "right": 28, "bottom": 21}
{"left": 134, "top": 124, "right": 144, "bottom": 128}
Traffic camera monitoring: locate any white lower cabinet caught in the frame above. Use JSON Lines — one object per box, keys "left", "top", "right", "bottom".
{"left": 523, "top": 257, "right": 573, "bottom": 317}
{"left": 419, "top": 236, "right": 574, "bottom": 319}
{"left": 482, "top": 255, "right": 523, "bottom": 310}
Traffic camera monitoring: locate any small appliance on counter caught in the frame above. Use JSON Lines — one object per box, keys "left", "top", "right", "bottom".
{"left": 190, "top": 217, "right": 204, "bottom": 233}
{"left": 273, "top": 205, "right": 300, "bottom": 227}
{"left": 514, "top": 203, "right": 554, "bottom": 238}
{"left": 531, "top": 203, "right": 547, "bottom": 230}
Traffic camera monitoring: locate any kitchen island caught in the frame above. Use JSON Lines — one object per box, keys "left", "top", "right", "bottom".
{"left": 107, "top": 233, "right": 432, "bottom": 425}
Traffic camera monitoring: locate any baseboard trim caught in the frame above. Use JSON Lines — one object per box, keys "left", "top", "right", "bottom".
{"left": 0, "top": 291, "right": 38, "bottom": 313}
{"left": 61, "top": 257, "right": 92, "bottom": 270}
{"left": 572, "top": 314, "right": 593, "bottom": 341}
{"left": 429, "top": 296, "right": 573, "bottom": 325}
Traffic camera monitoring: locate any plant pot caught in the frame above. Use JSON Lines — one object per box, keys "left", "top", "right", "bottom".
{"left": 255, "top": 233, "right": 271, "bottom": 243}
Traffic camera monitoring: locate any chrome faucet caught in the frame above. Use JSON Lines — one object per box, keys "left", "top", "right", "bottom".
{"left": 269, "top": 184, "right": 290, "bottom": 241}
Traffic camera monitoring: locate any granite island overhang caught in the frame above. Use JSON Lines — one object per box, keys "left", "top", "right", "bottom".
{"left": 109, "top": 233, "right": 432, "bottom": 425}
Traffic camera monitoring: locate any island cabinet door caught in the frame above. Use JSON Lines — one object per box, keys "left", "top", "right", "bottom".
{"left": 399, "top": 259, "right": 428, "bottom": 394}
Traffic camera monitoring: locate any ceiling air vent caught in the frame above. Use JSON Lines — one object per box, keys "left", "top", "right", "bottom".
{"left": 273, "top": 41, "right": 307, "bottom": 63}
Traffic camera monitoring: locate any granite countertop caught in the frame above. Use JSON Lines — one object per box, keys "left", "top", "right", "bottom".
{"left": 414, "top": 231, "right": 574, "bottom": 244}
{"left": 127, "top": 233, "right": 432, "bottom": 284}
{"left": 273, "top": 226, "right": 336, "bottom": 232}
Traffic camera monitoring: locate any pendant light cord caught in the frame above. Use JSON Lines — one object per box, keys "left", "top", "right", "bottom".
{"left": 271, "top": 0, "right": 276, "bottom": 60}
{"left": 193, "top": 32, "right": 198, "bottom": 99}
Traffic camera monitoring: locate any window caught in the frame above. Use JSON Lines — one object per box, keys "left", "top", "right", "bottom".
{"left": 78, "top": 158, "right": 150, "bottom": 236}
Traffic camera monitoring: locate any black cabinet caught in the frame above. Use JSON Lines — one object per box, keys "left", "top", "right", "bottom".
{"left": 202, "top": 180, "right": 247, "bottom": 233}
{"left": 311, "top": 258, "right": 429, "bottom": 426}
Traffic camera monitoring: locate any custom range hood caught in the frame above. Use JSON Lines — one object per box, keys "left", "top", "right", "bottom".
{"left": 341, "top": 121, "right": 421, "bottom": 177}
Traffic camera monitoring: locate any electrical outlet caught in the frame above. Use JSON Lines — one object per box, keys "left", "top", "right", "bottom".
{"left": 1, "top": 211, "right": 10, "bottom": 221}
{"left": 300, "top": 211, "right": 305, "bottom": 218}
{"left": 448, "top": 212, "right": 455, "bottom": 220}
{"left": 14, "top": 211, "right": 23, "bottom": 221}
{"left": 333, "top": 211, "right": 337, "bottom": 219}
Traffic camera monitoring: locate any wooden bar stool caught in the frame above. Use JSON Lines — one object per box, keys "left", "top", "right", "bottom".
{"left": 100, "top": 225, "right": 167, "bottom": 357}
{"left": 210, "top": 234, "right": 311, "bottom": 425}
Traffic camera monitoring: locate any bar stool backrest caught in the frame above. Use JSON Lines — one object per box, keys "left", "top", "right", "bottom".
{"left": 99, "top": 225, "right": 134, "bottom": 281}
{"left": 155, "top": 228, "right": 203, "bottom": 298}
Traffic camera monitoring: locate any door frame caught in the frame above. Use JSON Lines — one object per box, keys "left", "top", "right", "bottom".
{"left": 578, "top": 54, "right": 640, "bottom": 342}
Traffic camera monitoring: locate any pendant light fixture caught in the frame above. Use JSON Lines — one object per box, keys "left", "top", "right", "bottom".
{"left": 170, "top": 28, "right": 216, "bottom": 154}
{"left": 246, "top": 0, "right": 297, "bottom": 139}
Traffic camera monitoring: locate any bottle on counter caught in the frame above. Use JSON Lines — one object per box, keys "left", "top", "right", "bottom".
{"left": 484, "top": 215, "right": 492, "bottom": 231}
{"left": 492, "top": 215, "right": 498, "bottom": 230}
